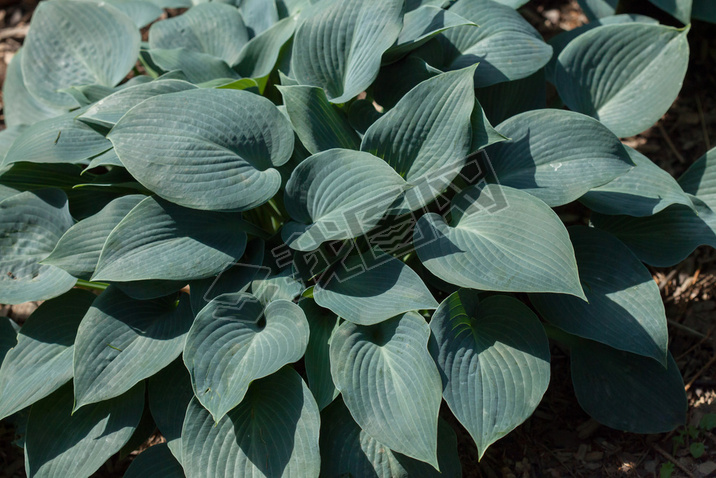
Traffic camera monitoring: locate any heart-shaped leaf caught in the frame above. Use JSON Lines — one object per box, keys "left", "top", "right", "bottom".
{"left": 251, "top": 267, "right": 304, "bottom": 305}
{"left": 568, "top": 334, "right": 687, "bottom": 434}
{"left": 580, "top": 146, "right": 693, "bottom": 217}
{"left": 0, "top": 189, "right": 77, "bottom": 304}
{"left": 25, "top": 382, "right": 144, "bottom": 478}
{"left": 79, "top": 80, "right": 197, "bottom": 129}
{"left": 3, "top": 109, "right": 112, "bottom": 167}
{"left": 43, "top": 195, "right": 145, "bottom": 280}
{"left": 277, "top": 85, "right": 361, "bottom": 154}
{"left": 485, "top": 109, "right": 633, "bottom": 207}
{"left": 555, "top": 23, "right": 690, "bottom": 137}
{"left": 330, "top": 312, "right": 443, "bottom": 468}
{"left": 149, "top": 3, "right": 249, "bottom": 65}
{"left": 73, "top": 287, "right": 193, "bottom": 410}
{"left": 435, "top": 0, "right": 552, "bottom": 87}
{"left": 430, "top": 291, "right": 550, "bottom": 458}
{"left": 92, "top": 196, "right": 248, "bottom": 282}
{"left": 282, "top": 149, "right": 407, "bottom": 251}
{"left": 124, "top": 443, "right": 185, "bottom": 478}
{"left": 300, "top": 298, "right": 340, "bottom": 410}
{"left": 291, "top": 0, "right": 404, "bottom": 103}
{"left": 21, "top": 0, "right": 140, "bottom": 108}
{"left": 183, "top": 292, "right": 309, "bottom": 422}
{"left": 592, "top": 198, "right": 716, "bottom": 267}
{"left": 0, "top": 290, "right": 96, "bottom": 420}
{"left": 314, "top": 249, "right": 438, "bottom": 325}
{"left": 148, "top": 360, "right": 194, "bottom": 464}
{"left": 109, "top": 88, "right": 294, "bottom": 211}
{"left": 415, "top": 184, "right": 585, "bottom": 297}
{"left": 361, "top": 66, "right": 484, "bottom": 213}
{"left": 2, "top": 49, "right": 65, "bottom": 127}
{"left": 320, "top": 399, "right": 462, "bottom": 478}
{"left": 530, "top": 226, "right": 668, "bottom": 364}
{"left": 181, "top": 367, "right": 320, "bottom": 477}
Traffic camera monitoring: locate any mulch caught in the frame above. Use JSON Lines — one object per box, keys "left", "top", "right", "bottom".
{"left": 0, "top": 0, "right": 715, "bottom": 477}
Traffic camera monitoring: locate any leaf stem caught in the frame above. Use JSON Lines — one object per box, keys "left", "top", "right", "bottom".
{"left": 75, "top": 279, "right": 109, "bottom": 291}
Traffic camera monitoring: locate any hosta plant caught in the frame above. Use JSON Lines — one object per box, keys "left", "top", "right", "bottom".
{"left": 0, "top": 0, "right": 712, "bottom": 476}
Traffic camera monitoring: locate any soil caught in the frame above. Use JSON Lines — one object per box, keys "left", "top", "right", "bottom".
{"left": 0, "top": 1, "right": 715, "bottom": 477}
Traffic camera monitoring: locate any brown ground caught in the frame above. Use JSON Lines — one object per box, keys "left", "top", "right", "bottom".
{"left": 0, "top": 1, "right": 715, "bottom": 477}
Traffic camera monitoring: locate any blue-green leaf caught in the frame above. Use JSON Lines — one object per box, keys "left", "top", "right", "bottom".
{"left": 330, "top": 312, "right": 443, "bottom": 468}
{"left": 73, "top": 287, "right": 193, "bottom": 410}
{"left": 300, "top": 298, "right": 340, "bottom": 410}
{"left": 109, "top": 89, "right": 294, "bottom": 212}
{"left": 430, "top": 291, "right": 550, "bottom": 458}
{"left": 184, "top": 292, "right": 309, "bottom": 422}
{"left": 531, "top": 226, "right": 668, "bottom": 364}
{"left": 679, "top": 146, "right": 716, "bottom": 210}
{"left": 291, "top": 0, "right": 404, "bottom": 103}
{"left": 282, "top": 149, "right": 407, "bottom": 251}
{"left": 555, "top": 23, "right": 690, "bottom": 137}
{"left": 181, "top": 367, "right": 320, "bottom": 477}
{"left": 577, "top": 0, "right": 618, "bottom": 20}
{"left": 485, "top": 109, "right": 633, "bottom": 207}
{"left": 415, "top": 184, "right": 585, "bottom": 297}
{"left": 124, "top": 443, "right": 185, "bottom": 478}
{"left": 25, "top": 382, "right": 144, "bottom": 478}
{"left": 92, "top": 196, "right": 248, "bottom": 282}
{"left": 314, "top": 249, "right": 438, "bottom": 325}
{"left": 21, "top": 0, "right": 140, "bottom": 108}
{"left": 0, "top": 190, "right": 76, "bottom": 304}
{"left": 0, "top": 290, "right": 96, "bottom": 420}
{"left": 648, "top": 0, "right": 692, "bottom": 23}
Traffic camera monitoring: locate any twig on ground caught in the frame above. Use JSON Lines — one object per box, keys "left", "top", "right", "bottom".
{"left": 0, "top": 25, "right": 28, "bottom": 41}
{"left": 658, "top": 123, "right": 687, "bottom": 163}
{"left": 652, "top": 444, "right": 695, "bottom": 478}
{"left": 696, "top": 95, "right": 711, "bottom": 151}
{"left": 668, "top": 319, "right": 708, "bottom": 339}
{"left": 684, "top": 353, "right": 716, "bottom": 391}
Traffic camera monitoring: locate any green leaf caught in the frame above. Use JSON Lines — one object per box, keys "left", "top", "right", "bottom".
{"left": 291, "top": 0, "right": 404, "bottom": 103}
{"left": 92, "top": 196, "right": 248, "bottom": 282}
{"left": 21, "top": 0, "right": 141, "bottom": 108}
{"left": 591, "top": 198, "right": 716, "bottom": 267}
{"left": 330, "top": 312, "right": 443, "bottom": 468}
{"left": 570, "top": 336, "right": 687, "bottom": 433}
{"left": 555, "top": 23, "right": 690, "bottom": 137}
{"left": 25, "top": 382, "right": 144, "bottom": 478}
{"left": 149, "top": 3, "right": 249, "bottom": 65}
{"left": 0, "top": 189, "right": 77, "bottom": 304}
{"left": 183, "top": 293, "right": 309, "bottom": 422}
{"left": 679, "top": 146, "right": 716, "bottom": 210}
{"left": 124, "top": 443, "right": 185, "bottom": 478}
{"left": 109, "top": 88, "right": 294, "bottom": 211}
{"left": 79, "top": 80, "right": 197, "bottom": 129}
{"left": 300, "top": 298, "right": 340, "bottom": 410}
{"left": 383, "top": 6, "right": 477, "bottom": 63}
{"left": 113, "top": 279, "right": 187, "bottom": 301}
{"left": 361, "top": 67, "right": 477, "bottom": 213}
{"left": 73, "top": 287, "right": 193, "bottom": 409}
{"left": 373, "top": 56, "right": 442, "bottom": 110}
{"left": 485, "top": 109, "right": 633, "bottom": 207}
{"left": 233, "top": 15, "right": 298, "bottom": 79}
{"left": 148, "top": 360, "right": 194, "bottom": 464}
{"left": 0, "top": 126, "right": 26, "bottom": 167}
{"left": 690, "top": 442, "right": 705, "bottom": 459}
{"left": 2, "top": 49, "right": 66, "bottom": 127}
{"left": 649, "top": 0, "right": 692, "bottom": 23}
{"left": 85, "top": 149, "right": 123, "bottom": 169}
{"left": 531, "top": 226, "right": 668, "bottom": 364}
{"left": 437, "top": 0, "right": 552, "bottom": 87}
{"left": 431, "top": 291, "right": 550, "bottom": 457}
{"left": 148, "top": 48, "right": 240, "bottom": 83}
{"left": 181, "top": 367, "right": 320, "bottom": 477}
{"left": 314, "top": 249, "right": 438, "bottom": 325}
{"left": 545, "top": 15, "right": 658, "bottom": 83}
{"left": 0, "top": 290, "right": 95, "bottom": 420}
{"left": 415, "top": 184, "right": 585, "bottom": 297}
{"left": 189, "top": 238, "right": 265, "bottom": 315}
{"left": 320, "top": 399, "right": 462, "bottom": 477}
{"left": 277, "top": 85, "right": 361, "bottom": 154}
{"left": 86, "top": 0, "right": 163, "bottom": 28}
{"left": 282, "top": 149, "right": 407, "bottom": 251}
{"left": 3, "top": 110, "right": 112, "bottom": 167}
{"left": 251, "top": 266, "right": 304, "bottom": 305}
{"left": 475, "top": 69, "right": 546, "bottom": 125}
{"left": 238, "top": 0, "right": 279, "bottom": 37}
{"left": 577, "top": 0, "right": 618, "bottom": 20}
{"left": 491, "top": 0, "right": 529, "bottom": 6}
{"left": 43, "top": 195, "right": 144, "bottom": 280}
{"left": 581, "top": 146, "right": 693, "bottom": 217}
